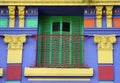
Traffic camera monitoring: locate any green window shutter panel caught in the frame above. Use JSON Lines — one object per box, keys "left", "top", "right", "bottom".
{"left": 71, "top": 16, "right": 82, "bottom": 34}
{"left": 26, "top": 18, "right": 38, "bottom": 28}
{"left": 39, "top": 16, "right": 51, "bottom": 34}
{"left": 0, "top": 18, "right": 8, "bottom": 28}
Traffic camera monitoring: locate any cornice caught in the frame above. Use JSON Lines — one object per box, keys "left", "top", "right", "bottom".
{"left": 0, "top": 28, "right": 37, "bottom": 35}
{"left": 84, "top": 28, "right": 120, "bottom": 36}
{"left": 0, "top": 0, "right": 120, "bottom": 6}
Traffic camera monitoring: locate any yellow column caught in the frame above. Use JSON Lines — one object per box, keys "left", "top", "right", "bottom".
{"left": 106, "top": 6, "right": 113, "bottom": 28}
{"left": 4, "top": 34, "right": 26, "bottom": 63}
{"left": 18, "top": 6, "right": 25, "bottom": 28}
{"left": 96, "top": 6, "right": 103, "bottom": 28}
{"left": 0, "top": 68, "right": 3, "bottom": 76}
{"left": 8, "top": 6, "right": 15, "bottom": 28}
{"left": 94, "top": 34, "right": 116, "bottom": 64}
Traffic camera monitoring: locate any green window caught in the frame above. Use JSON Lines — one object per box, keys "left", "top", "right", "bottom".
{"left": 0, "top": 18, "right": 8, "bottom": 28}
{"left": 37, "top": 16, "right": 84, "bottom": 68}
{"left": 26, "top": 18, "right": 38, "bottom": 28}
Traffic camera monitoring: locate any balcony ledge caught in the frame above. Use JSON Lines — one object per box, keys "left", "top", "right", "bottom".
{"left": 24, "top": 67, "right": 93, "bottom": 81}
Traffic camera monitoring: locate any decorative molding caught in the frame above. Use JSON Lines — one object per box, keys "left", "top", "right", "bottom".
{"left": 0, "top": 28, "right": 37, "bottom": 35}
{"left": 84, "top": 28, "right": 120, "bottom": 36}
{"left": 28, "top": 78, "right": 91, "bottom": 81}
{"left": 8, "top": 6, "right": 15, "bottom": 28}
{"left": 96, "top": 6, "right": 103, "bottom": 28}
{"left": 94, "top": 34, "right": 116, "bottom": 64}
{"left": 24, "top": 68, "right": 93, "bottom": 77}
{"left": 1, "top": 0, "right": 120, "bottom": 6}
{"left": 18, "top": 6, "right": 25, "bottom": 28}
{"left": 4, "top": 34, "right": 26, "bottom": 63}
{"left": 106, "top": 6, "right": 113, "bottom": 28}
{"left": 94, "top": 34, "right": 116, "bottom": 49}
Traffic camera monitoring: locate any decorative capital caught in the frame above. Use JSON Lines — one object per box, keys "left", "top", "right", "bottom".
{"left": 8, "top": 6, "right": 15, "bottom": 16}
{"left": 4, "top": 34, "right": 26, "bottom": 49}
{"left": 94, "top": 34, "right": 116, "bottom": 49}
{"left": 96, "top": 6, "right": 103, "bottom": 16}
{"left": 18, "top": 6, "right": 25, "bottom": 16}
{"left": 106, "top": 6, "right": 113, "bottom": 15}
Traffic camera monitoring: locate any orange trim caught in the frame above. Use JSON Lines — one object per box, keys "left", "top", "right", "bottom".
{"left": 114, "top": 18, "right": 120, "bottom": 28}
{"left": 84, "top": 18, "right": 94, "bottom": 28}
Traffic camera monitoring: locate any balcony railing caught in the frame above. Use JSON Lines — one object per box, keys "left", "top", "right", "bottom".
{"left": 36, "top": 34, "right": 89, "bottom": 68}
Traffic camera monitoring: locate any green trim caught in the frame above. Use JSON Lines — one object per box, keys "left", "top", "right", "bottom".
{"left": 49, "top": 17, "right": 53, "bottom": 65}
{"left": 6, "top": 81, "right": 21, "bottom": 83}
{"left": 26, "top": 18, "right": 38, "bottom": 28}
{"left": 0, "top": 18, "right": 8, "bottom": 28}
{"left": 80, "top": 16, "right": 84, "bottom": 66}
{"left": 59, "top": 16, "right": 63, "bottom": 65}
{"left": 69, "top": 17, "right": 72, "bottom": 65}
{"left": 37, "top": 17, "right": 41, "bottom": 66}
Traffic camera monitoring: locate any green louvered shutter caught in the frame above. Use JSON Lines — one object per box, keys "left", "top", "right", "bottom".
{"left": 71, "top": 16, "right": 84, "bottom": 66}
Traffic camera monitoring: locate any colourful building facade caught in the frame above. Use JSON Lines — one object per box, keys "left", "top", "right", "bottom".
{"left": 0, "top": 0, "right": 120, "bottom": 83}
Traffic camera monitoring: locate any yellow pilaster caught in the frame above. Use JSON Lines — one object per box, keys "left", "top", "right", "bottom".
{"left": 18, "top": 6, "right": 25, "bottom": 28}
{"left": 4, "top": 34, "right": 26, "bottom": 63}
{"left": 8, "top": 6, "right": 15, "bottom": 28}
{"left": 106, "top": 6, "right": 113, "bottom": 28}
{"left": 94, "top": 34, "right": 116, "bottom": 64}
{"left": 96, "top": 6, "right": 103, "bottom": 28}
{"left": 0, "top": 68, "right": 3, "bottom": 76}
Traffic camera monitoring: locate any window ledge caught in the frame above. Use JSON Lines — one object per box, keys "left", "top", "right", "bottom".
{"left": 0, "top": 68, "right": 3, "bottom": 77}
{"left": 24, "top": 67, "right": 93, "bottom": 81}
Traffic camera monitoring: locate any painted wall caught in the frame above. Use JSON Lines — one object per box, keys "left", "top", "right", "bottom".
{"left": 0, "top": 6, "right": 120, "bottom": 83}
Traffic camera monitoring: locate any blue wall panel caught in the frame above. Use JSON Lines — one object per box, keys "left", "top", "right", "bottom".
{"left": 114, "top": 37, "right": 120, "bottom": 83}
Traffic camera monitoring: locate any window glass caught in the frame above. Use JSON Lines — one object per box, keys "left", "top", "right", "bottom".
{"left": 62, "top": 22, "right": 70, "bottom": 32}
{"left": 52, "top": 22, "right": 60, "bottom": 31}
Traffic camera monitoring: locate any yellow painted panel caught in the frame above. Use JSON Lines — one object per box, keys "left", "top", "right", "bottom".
{"left": 98, "top": 49, "right": 113, "bottom": 64}
{"left": 28, "top": 78, "right": 91, "bottom": 81}
{"left": 0, "top": 68, "right": 3, "bottom": 76}
{"left": 24, "top": 68, "right": 93, "bottom": 76}
{"left": 7, "top": 50, "right": 22, "bottom": 63}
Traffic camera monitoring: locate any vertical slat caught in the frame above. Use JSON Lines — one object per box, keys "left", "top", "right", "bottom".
{"left": 59, "top": 16, "right": 63, "bottom": 65}
{"left": 49, "top": 17, "right": 53, "bottom": 66}
{"left": 63, "top": 36, "right": 66, "bottom": 67}
{"left": 54, "top": 36, "right": 56, "bottom": 67}
{"left": 70, "top": 17, "right": 73, "bottom": 65}
{"left": 44, "top": 35, "right": 46, "bottom": 67}
{"left": 36, "top": 17, "right": 42, "bottom": 66}
{"left": 77, "top": 35, "right": 80, "bottom": 67}
{"left": 80, "top": 17, "right": 84, "bottom": 66}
